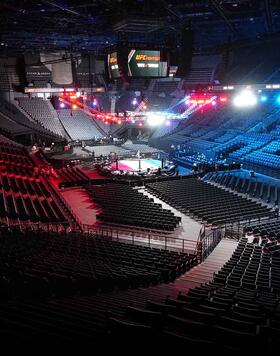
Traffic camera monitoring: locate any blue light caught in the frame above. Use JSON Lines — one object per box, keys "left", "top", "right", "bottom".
{"left": 260, "top": 95, "right": 268, "bottom": 102}
{"left": 277, "top": 96, "right": 280, "bottom": 104}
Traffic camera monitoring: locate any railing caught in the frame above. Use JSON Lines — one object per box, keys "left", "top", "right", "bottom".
{"left": 81, "top": 223, "right": 198, "bottom": 254}
{"left": 223, "top": 215, "right": 274, "bottom": 240}
{"left": 197, "top": 225, "right": 223, "bottom": 262}
{"left": 0, "top": 221, "right": 198, "bottom": 255}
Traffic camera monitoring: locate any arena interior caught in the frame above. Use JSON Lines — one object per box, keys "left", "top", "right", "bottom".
{"left": 1, "top": 0, "right": 280, "bottom": 350}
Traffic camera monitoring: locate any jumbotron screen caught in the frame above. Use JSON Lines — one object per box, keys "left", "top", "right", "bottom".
{"left": 128, "top": 49, "right": 167, "bottom": 77}
{"left": 108, "top": 52, "right": 120, "bottom": 79}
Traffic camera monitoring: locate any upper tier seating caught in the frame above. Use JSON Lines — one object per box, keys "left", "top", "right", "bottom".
{"left": 183, "top": 68, "right": 214, "bottom": 85}
{"left": 0, "top": 99, "right": 61, "bottom": 140}
{"left": 57, "top": 109, "right": 105, "bottom": 140}
{"left": 151, "top": 100, "right": 280, "bottom": 177}
{"left": 121, "top": 143, "right": 160, "bottom": 154}
{"left": 146, "top": 178, "right": 272, "bottom": 225}
{"left": 0, "top": 111, "right": 31, "bottom": 136}
{"left": 153, "top": 79, "right": 180, "bottom": 93}
{"left": 86, "top": 183, "right": 181, "bottom": 231}
{"left": 85, "top": 145, "right": 134, "bottom": 157}
{"left": 0, "top": 60, "right": 11, "bottom": 91}
{"left": 18, "top": 98, "right": 64, "bottom": 137}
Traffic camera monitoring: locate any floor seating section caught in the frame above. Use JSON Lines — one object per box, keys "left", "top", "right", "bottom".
{"left": 146, "top": 177, "right": 272, "bottom": 225}
{"left": 0, "top": 141, "right": 67, "bottom": 225}
{"left": 86, "top": 183, "right": 181, "bottom": 231}
{"left": 107, "top": 238, "right": 280, "bottom": 350}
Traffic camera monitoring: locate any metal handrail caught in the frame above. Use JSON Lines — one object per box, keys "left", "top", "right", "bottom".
{"left": 81, "top": 223, "right": 198, "bottom": 254}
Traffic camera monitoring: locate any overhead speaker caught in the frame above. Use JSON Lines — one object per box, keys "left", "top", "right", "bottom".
{"left": 117, "top": 42, "right": 129, "bottom": 84}
{"left": 176, "top": 27, "right": 194, "bottom": 78}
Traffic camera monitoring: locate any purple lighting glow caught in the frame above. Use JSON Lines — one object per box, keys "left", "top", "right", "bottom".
{"left": 60, "top": 102, "right": 65, "bottom": 108}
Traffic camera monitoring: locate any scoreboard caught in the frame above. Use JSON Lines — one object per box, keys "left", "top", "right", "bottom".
{"left": 107, "top": 52, "right": 120, "bottom": 79}
{"left": 107, "top": 48, "right": 169, "bottom": 79}
{"left": 128, "top": 49, "right": 167, "bottom": 78}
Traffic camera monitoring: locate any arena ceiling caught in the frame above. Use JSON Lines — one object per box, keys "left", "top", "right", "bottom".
{"left": 0, "top": 0, "right": 280, "bottom": 53}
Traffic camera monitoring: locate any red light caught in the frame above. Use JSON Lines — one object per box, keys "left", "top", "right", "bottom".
{"left": 220, "top": 97, "right": 228, "bottom": 102}
{"left": 139, "top": 122, "right": 143, "bottom": 127}
{"left": 72, "top": 104, "right": 77, "bottom": 110}
{"left": 70, "top": 95, "right": 77, "bottom": 100}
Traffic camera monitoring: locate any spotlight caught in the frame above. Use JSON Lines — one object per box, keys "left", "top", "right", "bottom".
{"left": 165, "top": 120, "right": 171, "bottom": 126}
{"left": 233, "top": 90, "right": 257, "bottom": 107}
{"left": 260, "top": 95, "right": 268, "bottom": 102}
{"left": 277, "top": 96, "right": 280, "bottom": 104}
{"left": 212, "top": 100, "right": 217, "bottom": 106}
{"left": 72, "top": 104, "right": 77, "bottom": 110}
{"left": 60, "top": 102, "right": 65, "bottom": 108}
{"left": 132, "top": 98, "right": 138, "bottom": 106}
{"left": 146, "top": 113, "right": 165, "bottom": 126}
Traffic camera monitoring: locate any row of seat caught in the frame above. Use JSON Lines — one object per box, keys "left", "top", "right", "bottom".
{"left": 86, "top": 183, "right": 181, "bottom": 231}
{"left": 147, "top": 177, "right": 272, "bottom": 225}
{"left": 107, "top": 238, "right": 280, "bottom": 350}
{"left": 0, "top": 174, "right": 50, "bottom": 196}
{"left": 0, "top": 229, "right": 196, "bottom": 299}
{"left": 208, "top": 172, "right": 280, "bottom": 204}
{"left": 0, "top": 190, "right": 65, "bottom": 223}
{"left": 57, "top": 166, "right": 89, "bottom": 184}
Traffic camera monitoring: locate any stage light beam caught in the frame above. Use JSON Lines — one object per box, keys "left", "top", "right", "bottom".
{"left": 146, "top": 113, "right": 165, "bottom": 126}
{"left": 233, "top": 90, "right": 257, "bottom": 107}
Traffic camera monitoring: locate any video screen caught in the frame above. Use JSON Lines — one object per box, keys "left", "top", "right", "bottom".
{"left": 169, "top": 66, "right": 178, "bottom": 77}
{"left": 128, "top": 49, "right": 168, "bottom": 77}
{"left": 108, "top": 52, "right": 120, "bottom": 79}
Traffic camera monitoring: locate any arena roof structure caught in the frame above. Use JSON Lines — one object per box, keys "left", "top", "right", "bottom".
{"left": 0, "top": 0, "right": 280, "bottom": 53}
